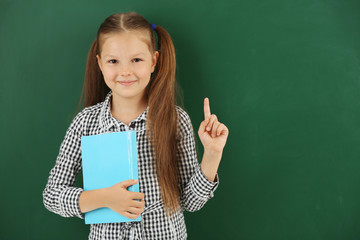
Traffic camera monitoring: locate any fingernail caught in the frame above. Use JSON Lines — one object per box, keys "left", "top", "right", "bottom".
{"left": 206, "top": 127, "right": 210, "bottom": 131}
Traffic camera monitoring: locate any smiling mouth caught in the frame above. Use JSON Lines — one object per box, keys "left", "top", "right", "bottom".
{"left": 117, "top": 80, "right": 137, "bottom": 86}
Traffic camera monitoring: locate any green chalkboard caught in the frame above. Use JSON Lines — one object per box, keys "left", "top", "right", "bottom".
{"left": 1, "top": 0, "right": 360, "bottom": 239}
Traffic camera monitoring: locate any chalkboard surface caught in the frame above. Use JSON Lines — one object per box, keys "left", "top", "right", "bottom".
{"left": 1, "top": 0, "right": 360, "bottom": 239}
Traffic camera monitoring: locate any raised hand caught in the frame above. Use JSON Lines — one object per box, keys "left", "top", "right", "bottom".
{"left": 198, "top": 98, "right": 229, "bottom": 154}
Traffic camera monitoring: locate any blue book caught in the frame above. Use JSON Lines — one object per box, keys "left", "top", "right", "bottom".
{"left": 80, "top": 131, "right": 141, "bottom": 224}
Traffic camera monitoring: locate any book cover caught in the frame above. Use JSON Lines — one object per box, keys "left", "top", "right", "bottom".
{"left": 81, "top": 131, "right": 141, "bottom": 224}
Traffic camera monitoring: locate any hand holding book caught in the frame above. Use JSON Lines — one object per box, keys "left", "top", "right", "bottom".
{"left": 104, "top": 179, "right": 145, "bottom": 219}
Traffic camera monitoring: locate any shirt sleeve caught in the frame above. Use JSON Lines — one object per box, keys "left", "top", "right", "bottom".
{"left": 176, "top": 107, "right": 219, "bottom": 212}
{"left": 42, "top": 114, "right": 85, "bottom": 219}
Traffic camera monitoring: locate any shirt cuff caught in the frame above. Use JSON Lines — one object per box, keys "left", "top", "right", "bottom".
{"left": 59, "top": 187, "right": 84, "bottom": 219}
{"left": 191, "top": 165, "right": 219, "bottom": 199}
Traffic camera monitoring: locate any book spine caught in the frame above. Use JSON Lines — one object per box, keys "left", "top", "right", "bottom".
{"left": 127, "top": 131, "right": 134, "bottom": 192}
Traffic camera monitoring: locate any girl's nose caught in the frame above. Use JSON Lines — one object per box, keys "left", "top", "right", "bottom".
{"left": 119, "top": 64, "right": 132, "bottom": 76}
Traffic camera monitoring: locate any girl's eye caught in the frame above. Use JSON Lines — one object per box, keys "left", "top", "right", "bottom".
{"left": 108, "top": 59, "right": 117, "bottom": 64}
{"left": 132, "top": 58, "right": 142, "bottom": 63}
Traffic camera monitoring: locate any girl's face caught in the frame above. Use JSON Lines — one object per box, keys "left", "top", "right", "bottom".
{"left": 96, "top": 31, "right": 158, "bottom": 102}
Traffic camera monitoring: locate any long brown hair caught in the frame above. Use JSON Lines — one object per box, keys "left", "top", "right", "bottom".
{"left": 78, "top": 12, "right": 180, "bottom": 215}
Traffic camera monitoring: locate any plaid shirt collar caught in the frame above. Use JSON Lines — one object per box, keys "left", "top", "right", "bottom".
{"left": 99, "top": 90, "right": 148, "bottom": 131}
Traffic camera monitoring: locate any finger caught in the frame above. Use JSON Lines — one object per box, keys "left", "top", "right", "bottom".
{"left": 217, "top": 124, "right": 229, "bottom": 136}
{"left": 120, "top": 179, "right": 138, "bottom": 188}
{"left": 198, "top": 118, "right": 210, "bottom": 135}
{"left": 128, "top": 206, "right": 144, "bottom": 215}
{"left": 211, "top": 121, "right": 221, "bottom": 137}
{"left": 204, "top": 98, "right": 211, "bottom": 120}
{"left": 216, "top": 123, "right": 224, "bottom": 136}
{"left": 132, "top": 199, "right": 146, "bottom": 208}
{"left": 123, "top": 211, "right": 139, "bottom": 219}
{"left": 131, "top": 192, "right": 145, "bottom": 200}
{"left": 206, "top": 114, "right": 217, "bottom": 132}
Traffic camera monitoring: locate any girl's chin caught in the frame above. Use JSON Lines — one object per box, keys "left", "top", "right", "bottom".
{"left": 111, "top": 89, "right": 146, "bottom": 100}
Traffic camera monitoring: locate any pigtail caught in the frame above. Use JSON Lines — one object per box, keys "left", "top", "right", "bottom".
{"left": 147, "top": 25, "right": 180, "bottom": 216}
{"left": 78, "top": 38, "right": 110, "bottom": 110}
{"left": 152, "top": 26, "right": 176, "bottom": 89}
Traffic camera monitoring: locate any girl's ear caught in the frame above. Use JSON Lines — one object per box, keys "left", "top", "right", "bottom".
{"left": 151, "top": 51, "right": 159, "bottom": 73}
{"left": 96, "top": 54, "right": 103, "bottom": 72}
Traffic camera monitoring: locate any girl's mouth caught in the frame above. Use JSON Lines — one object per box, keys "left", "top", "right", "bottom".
{"left": 117, "top": 80, "right": 137, "bottom": 86}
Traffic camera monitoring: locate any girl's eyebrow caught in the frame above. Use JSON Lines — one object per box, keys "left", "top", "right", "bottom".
{"left": 104, "top": 53, "right": 146, "bottom": 59}
{"left": 104, "top": 54, "right": 118, "bottom": 58}
{"left": 131, "top": 53, "right": 146, "bottom": 57}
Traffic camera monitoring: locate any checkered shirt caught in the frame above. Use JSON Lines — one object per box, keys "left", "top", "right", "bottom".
{"left": 43, "top": 90, "right": 219, "bottom": 240}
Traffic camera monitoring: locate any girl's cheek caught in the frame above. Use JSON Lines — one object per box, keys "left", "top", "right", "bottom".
{"left": 140, "top": 66, "right": 154, "bottom": 76}
{"left": 106, "top": 71, "right": 117, "bottom": 80}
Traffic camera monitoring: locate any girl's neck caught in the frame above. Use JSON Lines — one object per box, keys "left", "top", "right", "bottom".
{"left": 110, "top": 93, "right": 148, "bottom": 126}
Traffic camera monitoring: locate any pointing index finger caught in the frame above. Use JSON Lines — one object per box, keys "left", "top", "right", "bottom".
{"left": 204, "top": 97, "right": 211, "bottom": 120}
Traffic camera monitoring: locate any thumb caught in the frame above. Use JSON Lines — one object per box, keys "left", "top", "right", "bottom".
{"left": 120, "top": 179, "right": 138, "bottom": 188}
{"left": 198, "top": 118, "right": 210, "bottom": 135}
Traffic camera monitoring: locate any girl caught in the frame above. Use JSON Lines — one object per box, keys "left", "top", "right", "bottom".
{"left": 43, "top": 12, "right": 228, "bottom": 239}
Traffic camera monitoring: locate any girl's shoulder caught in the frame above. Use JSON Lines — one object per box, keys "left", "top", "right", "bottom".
{"left": 68, "top": 102, "right": 104, "bottom": 134}
{"left": 175, "top": 105, "right": 191, "bottom": 122}
{"left": 175, "top": 105, "right": 194, "bottom": 137}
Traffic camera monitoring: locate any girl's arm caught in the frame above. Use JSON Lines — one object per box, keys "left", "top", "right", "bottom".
{"left": 176, "top": 104, "right": 228, "bottom": 212}
{"left": 198, "top": 98, "right": 229, "bottom": 182}
{"left": 42, "top": 123, "right": 85, "bottom": 218}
